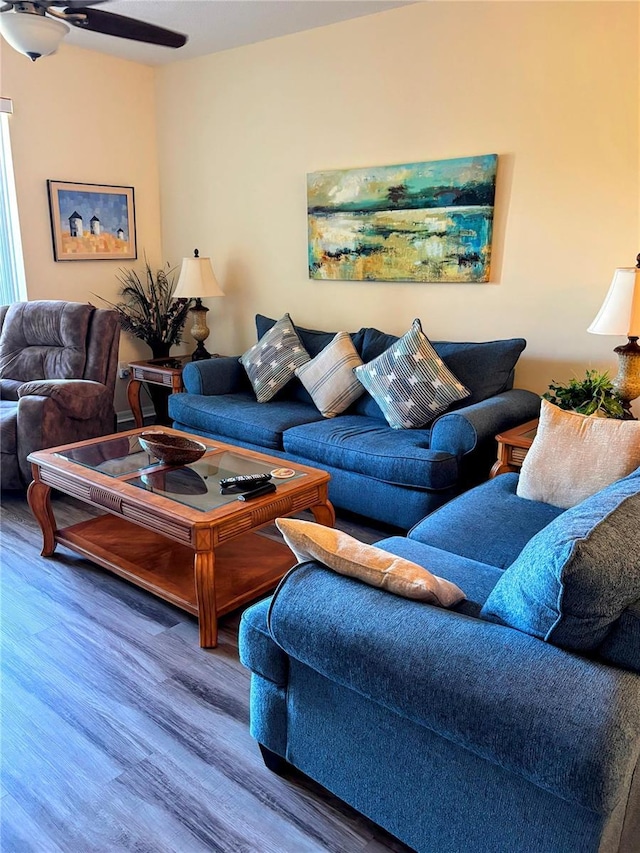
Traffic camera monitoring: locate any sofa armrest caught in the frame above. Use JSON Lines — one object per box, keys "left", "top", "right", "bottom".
{"left": 430, "top": 389, "right": 541, "bottom": 457}
{"left": 267, "top": 562, "right": 640, "bottom": 814}
{"left": 17, "top": 379, "right": 109, "bottom": 420}
{"left": 182, "top": 356, "right": 250, "bottom": 396}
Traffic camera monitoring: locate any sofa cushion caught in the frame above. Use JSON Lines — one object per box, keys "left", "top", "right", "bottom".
{"left": 0, "top": 401, "right": 18, "bottom": 454}
{"left": 0, "top": 301, "right": 93, "bottom": 382}
{"left": 240, "top": 314, "right": 310, "bottom": 402}
{"left": 168, "top": 391, "right": 323, "bottom": 451}
{"left": 276, "top": 518, "right": 466, "bottom": 606}
{"left": 0, "top": 378, "right": 22, "bottom": 401}
{"left": 255, "top": 314, "right": 366, "bottom": 405}
{"left": 295, "top": 332, "right": 364, "bottom": 417}
{"left": 517, "top": 399, "right": 640, "bottom": 509}
{"left": 256, "top": 314, "right": 366, "bottom": 359}
{"left": 366, "top": 535, "right": 502, "bottom": 618}
{"left": 481, "top": 467, "right": 640, "bottom": 662}
{"left": 354, "top": 319, "right": 470, "bottom": 429}
{"left": 409, "top": 474, "right": 564, "bottom": 569}
{"left": 596, "top": 599, "right": 640, "bottom": 673}
{"left": 282, "top": 416, "right": 459, "bottom": 490}
{"left": 431, "top": 338, "right": 525, "bottom": 406}
{"left": 359, "top": 327, "right": 526, "bottom": 406}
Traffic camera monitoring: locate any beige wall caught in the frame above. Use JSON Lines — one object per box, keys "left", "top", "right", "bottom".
{"left": 156, "top": 1, "right": 639, "bottom": 403}
{"left": 1, "top": 41, "right": 162, "bottom": 412}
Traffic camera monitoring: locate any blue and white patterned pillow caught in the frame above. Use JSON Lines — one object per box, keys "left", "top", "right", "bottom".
{"left": 353, "top": 319, "right": 470, "bottom": 429}
{"left": 240, "top": 313, "right": 310, "bottom": 402}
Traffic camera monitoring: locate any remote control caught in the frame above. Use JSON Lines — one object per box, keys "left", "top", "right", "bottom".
{"left": 237, "top": 482, "right": 277, "bottom": 501}
{"left": 219, "top": 473, "right": 271, "bottom": 488}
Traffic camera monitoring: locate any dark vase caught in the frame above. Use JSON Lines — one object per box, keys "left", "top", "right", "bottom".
{"left": 150, "top": 342, "right": 172, "bottom": 360}
{"left": 148, "top": 342, "right": 172, "bottom": 426}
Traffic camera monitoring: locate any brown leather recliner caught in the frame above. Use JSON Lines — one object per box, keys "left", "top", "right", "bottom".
{"left": 0, "top": 301, "right": 120, "bottom": 489}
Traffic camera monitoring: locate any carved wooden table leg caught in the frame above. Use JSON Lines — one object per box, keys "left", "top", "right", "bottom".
{"left": 194, "top": 550, "right": 218, "bottom": 648}
{"left": 310, "top": 499, "right": 336, "bottom": 528}
{"left": 489, "top": 459, "right": 516, "bottom": 478}
{"left": 27, "top": 477, "right": 57, "bottom": 556}
{"left": 127, "top": 378, "right": 144, "bottom": 429}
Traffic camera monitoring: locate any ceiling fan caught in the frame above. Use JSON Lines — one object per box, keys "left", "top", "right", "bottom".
{"left": 0, "top": 1, "right": 187, "bottom": 61}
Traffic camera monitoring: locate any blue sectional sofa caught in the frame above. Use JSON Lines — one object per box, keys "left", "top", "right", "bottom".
{"left": 170, "top": 316, "right": 540, "bottom": 528}
{"left": 238, "top": 469, "right": 640, "bottom": 853}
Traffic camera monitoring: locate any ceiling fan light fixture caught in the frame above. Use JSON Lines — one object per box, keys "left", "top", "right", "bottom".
{"left": 0, "top": 10, "right": 69, "bottom": 61}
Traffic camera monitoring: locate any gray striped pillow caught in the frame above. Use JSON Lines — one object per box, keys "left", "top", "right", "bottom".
{"left": 240, "top": 313, "right": 310, "bottom": 402}
{"left": 295, "top": 332, "right": 364, "bottom": 417}
{"left": 353, "top": 319, "right": 470, "bottom": 429}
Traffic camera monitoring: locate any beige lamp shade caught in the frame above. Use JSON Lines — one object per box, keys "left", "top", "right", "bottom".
{"left": 173, "top": 252, "right": 224, "bottom": 300}
{"left": 588, "top": 267, "right": 640, "bottom": 337}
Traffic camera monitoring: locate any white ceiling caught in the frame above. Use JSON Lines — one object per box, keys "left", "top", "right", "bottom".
{"left": 62, "top": 0, "right": 414, "bottom": 66}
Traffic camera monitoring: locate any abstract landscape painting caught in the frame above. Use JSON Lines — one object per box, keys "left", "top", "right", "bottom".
{"left": 307, "top": 154, "right": 497, "bottom": 283}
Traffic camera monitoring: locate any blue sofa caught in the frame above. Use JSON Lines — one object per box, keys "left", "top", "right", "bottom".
{"left": 238, "top": 470, "right": 640, "bottom": 853}
{"left": 170, "top": 316, "right": 540, "bottom": 528}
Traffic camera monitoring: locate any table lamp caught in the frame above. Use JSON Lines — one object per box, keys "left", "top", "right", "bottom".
{"left": 173, "top": 249, "right": 224, "bottom": 361}
{"left": 587, "top": 254, "right": 640, "bottom": 412}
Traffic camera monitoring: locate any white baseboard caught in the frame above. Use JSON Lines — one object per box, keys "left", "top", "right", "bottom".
{"left": 116, "top": 406, "right": 155, "bottom": 428}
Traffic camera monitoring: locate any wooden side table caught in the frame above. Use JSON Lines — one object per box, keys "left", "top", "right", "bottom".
{"left": 127, "top": 355, "right": 191, "bottom": 428}
{"left": 490, "top": 419, "right": 539, "bottom": 478}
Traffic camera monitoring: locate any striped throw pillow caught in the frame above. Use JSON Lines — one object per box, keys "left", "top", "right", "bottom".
{"left": 295, "top": 332, "right": 365, "bottom": 417}
{"left": 353, "top": 319, "right": 470, "bottom": 429}
{"left": 240, "top": 313, "right": 310, "bottom": 402}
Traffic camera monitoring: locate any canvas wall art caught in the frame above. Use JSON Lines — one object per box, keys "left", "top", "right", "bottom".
{"left": 307, "top": 154, "right": 497, "bottom": 283}
{"left": 47, "top": 180, "right": 136, "bottom": 261}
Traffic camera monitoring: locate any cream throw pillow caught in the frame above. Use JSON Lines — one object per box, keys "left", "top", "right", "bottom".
{"left": 517, "top": 399, "right": 640, "bottom": 509}
{"left": 276, "top": 518, "right": 465, "bottom": 607}
{"left": 295, "top": 331, "right": 364, "bottom": 417}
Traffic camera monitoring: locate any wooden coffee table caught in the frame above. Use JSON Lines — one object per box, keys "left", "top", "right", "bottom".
{"left": 27, "top": 428, "right": 334, "bottom": 648}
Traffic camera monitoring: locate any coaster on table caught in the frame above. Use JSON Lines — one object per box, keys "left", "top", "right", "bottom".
{"left": 271, "top": 467, "right": 296, "bottom": 479}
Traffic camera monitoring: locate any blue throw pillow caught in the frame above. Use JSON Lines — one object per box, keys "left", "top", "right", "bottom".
{"left": 255, "top": 314, "right": 365, "bottom": 357}
{"left": 480, "top": 468, "right": 640, "bottom": 653}
{"left": 353, "top": 319, "right": 470, "bottom": 429}
{"left": 432, "top": 338, "right": 526, "bottom": 405}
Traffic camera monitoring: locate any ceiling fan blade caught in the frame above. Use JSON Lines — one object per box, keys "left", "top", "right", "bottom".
{"left": 54, "top": 1, "right": 107, "bottom": 7}
{"left": 64, "top": 7, "right": 187, "bottom": 48}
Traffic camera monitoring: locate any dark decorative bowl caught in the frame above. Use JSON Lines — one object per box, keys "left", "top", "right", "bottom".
{"left": 139, "top": 431, "right": 207, "bottom": 466}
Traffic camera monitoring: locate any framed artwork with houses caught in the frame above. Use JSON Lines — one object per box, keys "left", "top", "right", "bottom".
{"left": 47, "top": 180, "right": 137, "bottom": 261}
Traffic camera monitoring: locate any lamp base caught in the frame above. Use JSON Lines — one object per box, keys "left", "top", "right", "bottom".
{"left": 613, "top": 337, "right": 640, "bottom": 416}
{"left": 188, "top": 299, "right": 212, "bottom": 362}
{"left": 191, "top": 342, "right": 212, "bottom": 361}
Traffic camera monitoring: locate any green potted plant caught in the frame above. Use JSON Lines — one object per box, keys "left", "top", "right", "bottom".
{"left": 101, "top": 258, "right": 192, "bottom": 359}
{"left": 543, "top": 369, "right": 626, "bottom": 419}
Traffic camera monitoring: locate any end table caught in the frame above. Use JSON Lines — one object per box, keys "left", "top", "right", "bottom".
{"left": 127, "top": 355, "right": 191, "bottom": 428}
{"left": 490, "top": 419, "right": 539, "bottom": 478}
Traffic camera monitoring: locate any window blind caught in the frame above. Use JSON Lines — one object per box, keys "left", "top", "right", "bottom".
{"left": 0, "top": 98, "right": 27, "bottom": 306}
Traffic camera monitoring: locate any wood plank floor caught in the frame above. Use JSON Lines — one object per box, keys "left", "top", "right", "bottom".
{"left": 0, "top": 490, "right": 415, "bottom": 853}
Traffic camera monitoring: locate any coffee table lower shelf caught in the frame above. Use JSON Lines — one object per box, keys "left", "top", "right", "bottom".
{"left": 56, "top": 514, "right": 294, "bottom": 627}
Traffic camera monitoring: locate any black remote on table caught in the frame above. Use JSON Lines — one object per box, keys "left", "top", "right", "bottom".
{"left": 219, "top": 473, "right": 271, "bottom": 488}
{"left": 237, "top": 482, "right": 277, "bottom": 501}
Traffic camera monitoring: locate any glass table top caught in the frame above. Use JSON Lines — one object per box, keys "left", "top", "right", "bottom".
{"left": 55, "top": 434, "right": 305, "bottom": 512}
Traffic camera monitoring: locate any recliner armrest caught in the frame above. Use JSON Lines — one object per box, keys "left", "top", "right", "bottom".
{"left": 17, "top": 379, "right": 109, "bottom": 420}
{"left": 182, "top": 356, "right": 250, "bottom": 396}
{"left": 430, "top": 389, "right": 541, "bottom": 457}
{"left": 267, "top": 562, "right": 640, "bottom": 815}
